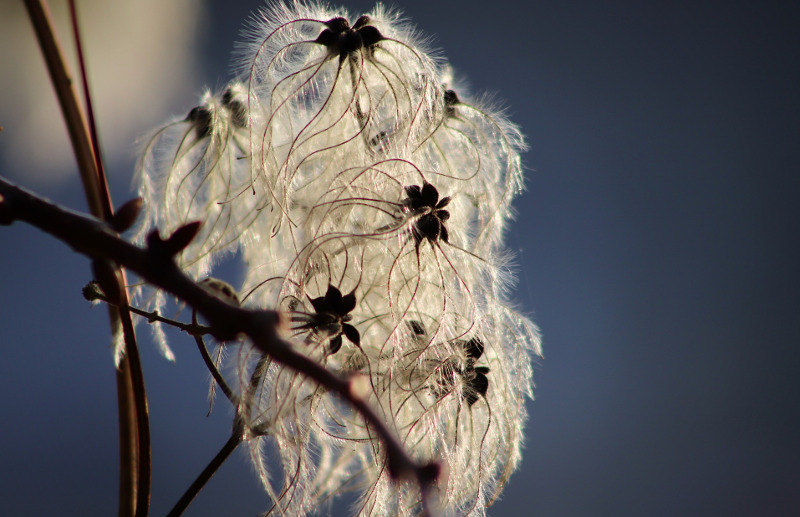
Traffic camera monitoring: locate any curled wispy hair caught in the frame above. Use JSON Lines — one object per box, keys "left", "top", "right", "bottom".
{"left": 130, "top": 82, "right": 263, "bottom": 361}
{"left": 129, "top": 1, "right": 540, "bottom": 515}
{"left": 238, "top": 2, "right": 443, "bottom": 234}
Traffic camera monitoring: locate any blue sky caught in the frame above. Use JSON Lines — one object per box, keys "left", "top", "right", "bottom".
{"left": 1, "top": 1, "right": 798, "bottom": 515}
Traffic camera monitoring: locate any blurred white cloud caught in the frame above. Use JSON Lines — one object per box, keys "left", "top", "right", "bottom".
{"left": 0, "top": 0, "right": 205, "bottom": 186}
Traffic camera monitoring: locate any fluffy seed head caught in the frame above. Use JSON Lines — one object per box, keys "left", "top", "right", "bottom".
{"left": 131, "top": 2, "right": 540, "bottom": 515}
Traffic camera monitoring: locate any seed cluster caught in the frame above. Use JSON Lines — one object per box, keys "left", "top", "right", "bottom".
{"left": 132, "top": 3, "right": 540, "bottom": 515}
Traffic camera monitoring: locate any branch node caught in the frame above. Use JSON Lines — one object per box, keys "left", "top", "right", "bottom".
{"left": 82, "top": 279, "right": 104, "bottom": 302}
{"left": 418, "top": 461, "right": 442, "bottom": 487}
{"left": 146, "top": 222, "right": 202, "bottom": 258}
{"left": 347, "top": 374, "right": 371, "bottom": 402}
{"left": 92, "top": 260, "right": 123, "bottom": 305}
{"left": 110, "top": 197, "right": 143, "bottom": 233}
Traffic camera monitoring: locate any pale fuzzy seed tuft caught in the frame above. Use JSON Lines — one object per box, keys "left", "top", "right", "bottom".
{"left": 131, "top": 2, "right": 540, "bottom": 515}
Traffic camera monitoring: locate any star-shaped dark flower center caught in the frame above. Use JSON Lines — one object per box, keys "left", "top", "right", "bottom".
{"left": 444, "top": 89, "right": 461, "bottom": 118}
{"left": 314, "top": 15, "right": 385, "bottom": 63}
{"left": 460, "top": 337, "right": 490, "bottom": 406}
{"left": 433, "top": 337, "right": 490, "bottom": 406}
{"left": 221, "top": 88, "right": 247, "bottom": 129}
{"left": 186, "top": 105, "right": 213, "bottom": 139}
{"left": 402, "top": 182, "right": 451, "bottom": 251}
{"left": 184, "top": 85, "right": 248, "bottom": 138}
{"left": 292, "top": 284, "right": 360, "bottom": 354}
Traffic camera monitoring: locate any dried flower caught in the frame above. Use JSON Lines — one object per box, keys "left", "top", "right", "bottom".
{"left": 291, "top": 283, "right": 361, "bottom": 353}
{"left": 131, "top": 1, "right": 540, "bottom": 515}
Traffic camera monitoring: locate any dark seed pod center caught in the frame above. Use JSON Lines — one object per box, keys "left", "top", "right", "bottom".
{"left": 186, "top": 106, "right": 213, "bottom": 138}
{"left": 444, "top": 89, "right": 461, "bottom": 117}
{"left": 292, "top": 285, "right": 362, "bottom": 354}
{"left": 222, "top": 89, "right": 247, "bottom": 129}
{"left": 314, "top": 15, "right": 385, "bottom": 58}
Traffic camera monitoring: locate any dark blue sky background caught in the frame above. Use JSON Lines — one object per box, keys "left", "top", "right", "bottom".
{"left": 2, "top": 1, "right": 799, "bottom": 516}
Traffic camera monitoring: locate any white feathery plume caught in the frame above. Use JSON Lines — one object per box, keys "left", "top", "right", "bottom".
{"left": 131, "top": 1, "right": 540, "bottom": 515}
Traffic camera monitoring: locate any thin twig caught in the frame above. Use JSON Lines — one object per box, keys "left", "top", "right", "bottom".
{"left": 22, "top": 0, "right": 100, "bottom": 211}
{"left": 22, "top": 2, "right": 151, "bottom": 515}
{"left": 167, "top": 428, "right": 244, "bottom": 517}
{"left": 192, "top": 317, "right": 238, "bottom": 408}
{"left": 86, "top": 287, "right": 213, "bottom": 336}
{"left": 0, "top": 178, "right": 441, "bottom": 516}
{"left": 90, "top": 286, "right": 238, "bottom": 416}
{"left": 67, "top": 0, "right": 110, "bottom": 218}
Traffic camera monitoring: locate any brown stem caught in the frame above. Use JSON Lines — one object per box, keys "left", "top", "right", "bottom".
{"left": 114, "top": 347, "right": 138, "bottom": 516}
{"left": 192, "top": 318, "right": 238, "bottom": 408}
{"left": 22, "top": 0, "right": 101, "bottom": 214}
{"left": 22, "top": 2, "right": 150, "bottom": 515}
{"left": 67, "top": 0, "right": 110, "bottom": 219}
{"left": 87, "top": 287, "right": 213, "bottom": 337}
{"left": 0, "top": 178, "right": 440, "bottom": 516}
{"left": 166, "top": 430, "right": 243, "bottom": 517}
